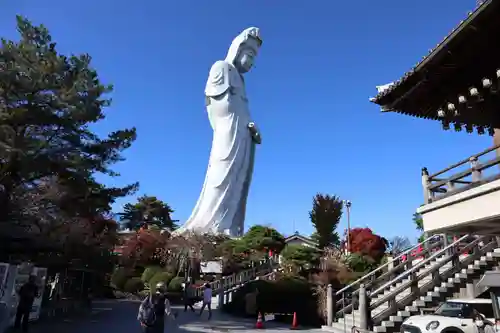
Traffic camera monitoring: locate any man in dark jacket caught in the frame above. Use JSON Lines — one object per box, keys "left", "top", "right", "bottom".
{"left": 14, "top": 275, "right": 39, "bottom": 332}
{"left": 182, "top": 282, "right": 195, "bottom": 312}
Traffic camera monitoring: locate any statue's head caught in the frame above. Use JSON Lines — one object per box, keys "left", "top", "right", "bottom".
{"left": 225, "top": 27, "right": 262, "bottom": 74}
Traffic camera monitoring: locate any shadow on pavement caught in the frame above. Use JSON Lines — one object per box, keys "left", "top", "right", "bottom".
{"left": 20, "top": 299, "right": 294, "bottom": 333}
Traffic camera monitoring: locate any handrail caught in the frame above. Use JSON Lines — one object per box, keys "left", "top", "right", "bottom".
{"left": 333, "top": 239, "right": 444, "bottom": 313}
{"left": 370, "top": 234, "right": 470, "bottom": 296}
{"left": 335, "top": 234, "right": 441, "bottom": 296}
{"left": 193, "top": 258, "right": 277, "bottom": 295}
{"left": 429, "top": 144, "right": 500, "bottom": 179}
{"left": 429, "top": 155, "right": 500, "bottom": 191}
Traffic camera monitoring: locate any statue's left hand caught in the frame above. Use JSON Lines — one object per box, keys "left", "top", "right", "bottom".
{"left": 248, "top": 122, "right": 262, "bottom": 144}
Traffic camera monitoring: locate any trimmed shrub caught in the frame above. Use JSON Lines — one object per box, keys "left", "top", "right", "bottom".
{"left": 149, "top": 272, "right": 174, "bottom": 292}
{"left": 168, "top": 276, "right": 184, "bottom": 292}
{"left": 124, "top": 277, "right": 144, "bottom": 293}
{"left": 141, "top": 266, "right": 163, "bottom": 285}
{"left": 222, "top": 277, "right": 321, "bottom": 327}
{"left": 137, "top": 290, "right": 149, "bottom": 299}
{"left": 111, "top": 267, "right": 130, "bottom": 291}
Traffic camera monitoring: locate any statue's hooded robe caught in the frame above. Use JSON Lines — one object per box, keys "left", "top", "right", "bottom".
{"left": 180, "top": 28, "right": 262, "bottom": 237}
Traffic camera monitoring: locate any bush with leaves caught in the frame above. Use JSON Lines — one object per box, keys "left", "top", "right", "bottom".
{"left": 141, "top": 266, "right": 163, "bottom": 286}
{"left": 280, "top": 244, "right": 320, "bottom": 272}
{"left": 120, "top": 228, "right": 168, "bottom": 266}
{"left": 168, "top": 276, "right": 185, "bottom": 293}
{"left": 222, "top": 277, "right": 321, "bottom": 326}
{"left": 346, "top": 253, "right": 378, "bottom": 273}
{"left": 310, "top": 247, "right": 354, "bottom": 287}
{"left": 111, "top": 267, "right": 130, "bottom": 290}
{"left": 149, "top": 272, "right": 174, "bottom": 292}
{"left": 124, "top": 277, "right": 144, "bottom": 293}
{"left": 343, "top": 227, "right": 387, "bottom": 262}
{"left": 242, "top": 225, "right": 285, "bottom": 255}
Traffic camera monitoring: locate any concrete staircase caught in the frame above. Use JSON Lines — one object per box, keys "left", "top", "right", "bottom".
{"left": 193, "top": 259, "right": 278, "bottom": 299}
{"left": 324, "top": 234, "right": 500, "bottom": 333}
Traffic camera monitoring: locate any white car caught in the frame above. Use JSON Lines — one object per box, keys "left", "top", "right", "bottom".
{"left": 401, "top": 298, "right": 495, "bottom": 333}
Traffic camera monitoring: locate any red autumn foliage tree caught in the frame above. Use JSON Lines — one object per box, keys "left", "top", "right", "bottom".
{"left": 344, "top": 227, "right": 388, "bottom": 262}
{"left": 120, "top": 227, "right": 168, "bottom": 265}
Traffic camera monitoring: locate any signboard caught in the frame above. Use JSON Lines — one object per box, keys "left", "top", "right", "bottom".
{"left": 200, "top": 261, "right": 222, "bottom": 274}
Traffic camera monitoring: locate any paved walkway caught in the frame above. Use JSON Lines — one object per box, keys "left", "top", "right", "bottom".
{"left": 25, "top": 299, "right": 321, "bottom": 333}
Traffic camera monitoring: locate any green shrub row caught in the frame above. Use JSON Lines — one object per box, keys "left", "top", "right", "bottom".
{"left": 222, "top": 277, "right": 322, "bottom": 327}
{"left": 111, "top": 266, "right": 185, "bottom": 294}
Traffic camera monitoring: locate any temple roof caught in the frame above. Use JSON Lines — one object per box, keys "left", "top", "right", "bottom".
{"left": 370, "top": 0, "right": 500, "bottom": 133}
{"left": 285, "top": 231, "right": 318, "bottom": 248}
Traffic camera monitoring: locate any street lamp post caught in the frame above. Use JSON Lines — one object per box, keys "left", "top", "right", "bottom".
{"left": 343, "top": 200, "right": 352, "bottom": 254}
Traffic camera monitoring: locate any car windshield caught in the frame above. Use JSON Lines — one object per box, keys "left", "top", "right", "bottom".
{"left": 434, "top": 302, "right": 466, "bottom": 318}
{"left": 434, "top": 301, "right": 493, "bottom": 319}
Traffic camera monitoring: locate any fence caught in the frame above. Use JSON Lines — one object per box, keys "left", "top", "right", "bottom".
{"left": 422, "top": 144, "right": 500, "bottom": 204}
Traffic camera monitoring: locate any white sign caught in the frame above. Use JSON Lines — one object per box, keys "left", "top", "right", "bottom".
{"left": 200, "top": 261, "right": 222, "bottom": 274}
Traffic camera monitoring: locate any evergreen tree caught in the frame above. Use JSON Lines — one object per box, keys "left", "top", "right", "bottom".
{"left": 119, "top": 195, "right": 178, "bottom": 231}
{"left": 309, "top": 193, "right": 342, "bottom": 249}
{"left": 0, "top": 16, "right": 138, "bottom": 224}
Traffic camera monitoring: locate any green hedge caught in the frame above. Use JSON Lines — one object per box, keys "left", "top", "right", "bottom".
{"left": 149, "top": 272, "right": 174, "bottom": 292}
{"left": 111, "top": 267, "right": 130, "bottom": 291}
{"left": 124, "top": 277, "right": 144, "bottom": 293}
{"left": 168, "top": 276, "right": 184, "bottom": 292}
{"left": 222, "top": 277, "right": 321, "bottom": 327}
{"left": 141, "top": 266, "right": 163, "bottom": 286}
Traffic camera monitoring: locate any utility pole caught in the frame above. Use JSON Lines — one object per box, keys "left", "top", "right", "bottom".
{"left": 343, "top": 200, "right": 352, "bottom": 254}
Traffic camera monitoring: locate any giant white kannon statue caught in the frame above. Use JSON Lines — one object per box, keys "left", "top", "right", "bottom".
{"left": 179, "top": 27, "right": 263, "bottom": 237}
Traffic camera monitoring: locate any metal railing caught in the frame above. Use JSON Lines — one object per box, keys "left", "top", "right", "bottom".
{"left": 193, "top": 258, "right": 278, "bottom": 297}
{"left": 332, "top": 233, "right": 495, "bottom": 332}
{"left": 332, "top": 234, "right": 495, "bottom": 324}
{"left": 367, "top": 235, "right": 494, "bottom": 324}
{"left": 334, "top": 234, "right": 442, "bottom": 298}
{"left": 422, "top": 144, "right": 500, "bottom": 204}
{"left": 333, "top": 235, "right": 445, "bottom": 317}
{"left": 371, "top": 234, "right": 469, "bottom": 296}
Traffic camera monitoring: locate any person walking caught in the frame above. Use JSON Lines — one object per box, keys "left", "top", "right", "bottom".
{"left": 199, "top": 283, "right": 212, "bottom": 320}
{"left": 137, "top": 282, "right": 176, "bottom": 333}
{"left": 14, "top": 275, "right": 39, "bottom": 332}
{"left": 182, "top": 282, "right": 195, "bottom": 312}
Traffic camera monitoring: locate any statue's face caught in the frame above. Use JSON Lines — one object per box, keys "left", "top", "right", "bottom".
{"left": 235, "top": 37, "right": 260, "bottom": 73}
{"left": 236, "top": 48, "right": 255, "bottom": 73}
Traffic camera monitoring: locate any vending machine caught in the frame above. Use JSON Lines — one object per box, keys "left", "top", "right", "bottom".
{"left": 0, "top": 263, "right": 47, "bottom": 326}
{"left": 7, "top": 262, "right": 34, "bottom": 325}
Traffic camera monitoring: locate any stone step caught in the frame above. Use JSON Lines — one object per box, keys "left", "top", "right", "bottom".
{"left": 372, "top": 248, "right": 500, "bottom": 333}
{"left": 332, "top": 246, "right": 500, "bottom": 333}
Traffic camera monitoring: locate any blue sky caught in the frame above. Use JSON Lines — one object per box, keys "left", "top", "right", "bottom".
{"left": 1, "top": 1, "right": 491, "bottom": 242}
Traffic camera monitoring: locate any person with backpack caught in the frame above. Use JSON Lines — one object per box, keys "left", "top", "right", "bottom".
{"left": 137, "top": 282, "right": 175, "bottom": 333}
{"left": 14, "top": 275, "right": 39, "bottom": 332}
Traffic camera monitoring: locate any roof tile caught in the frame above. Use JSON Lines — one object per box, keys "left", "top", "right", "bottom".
{"left": 372, "top": 1, "right": 488, "bottom": 102}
